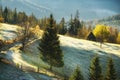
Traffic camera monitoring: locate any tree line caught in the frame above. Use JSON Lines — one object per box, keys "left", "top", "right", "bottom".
{"left": 0, "top": 6, "right": 120, "bottom": 44}
{"left": 38, "top": 10, "right": 120, "bottom": 44}
{"left": 0, "top": 6, "right": 38, "bottom": 27}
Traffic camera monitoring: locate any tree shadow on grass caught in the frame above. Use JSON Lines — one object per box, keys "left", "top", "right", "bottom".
{"left": 61, "top": 45, "right": 120, "bottom": 80}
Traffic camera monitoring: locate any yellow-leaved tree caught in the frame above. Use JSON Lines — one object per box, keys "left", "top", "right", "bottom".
{"left": 93, "top": 24, "right": 110, "bottom": 47}
{"left": 117, "top": 32, "right": 120, "bottom": 44}
{"left": 93, "top": 24, "right": 110, "bottom": 42}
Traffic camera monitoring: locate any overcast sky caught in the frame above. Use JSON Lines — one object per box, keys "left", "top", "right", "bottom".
{"left": 1, "top": 0, "right": 120, "bottom": 21}
{"left": 28, "top": 0, "right": 120, "bottom": 21}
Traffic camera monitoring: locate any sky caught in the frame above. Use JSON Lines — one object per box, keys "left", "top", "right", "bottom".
{"left": 35, "top": 0, "right": 120, "bottom": 21}
{"left": 1, "top": 0, "right": 120, "bottom": 21}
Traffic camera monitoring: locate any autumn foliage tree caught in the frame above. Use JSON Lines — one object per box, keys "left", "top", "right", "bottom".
{"left": 117, "top": 32, "right": 120, "bottom": 44}
{"left": 77, "top": 25, "right": 90, "bottom": 39}
{"left": 107, "top": 27, "right": 118, "bottom": 43}
{"left": 93, "top": 24, "right": 110, "bottom": 47}
{"left": 93, "top": 24, "right": 110, "bottom": 42}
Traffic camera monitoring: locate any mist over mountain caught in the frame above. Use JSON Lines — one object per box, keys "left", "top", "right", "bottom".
{"left": 98, "top": 14, "right": 120, "bottom": 22}
{"left": 86, "top": 14, "right": 120, "bottom": 29}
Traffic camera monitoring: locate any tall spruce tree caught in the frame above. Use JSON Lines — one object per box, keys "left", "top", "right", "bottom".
{"left": 73, "top": 10, "right": 81, "bottom": 35}
{"left": 69, "top": 66, "right": 84, "bottom": 80}
{"left": 105, "top": 58, "right": 116, "bottom": 80}
{"left": 38, "top": 14, "right": 64, "bottom": 70}
{"left": 68, "top": 14, "right": 74, "bottom": 35}
{"left": 3, "top": 6, "right": 8, "bottom": 22}
{"left": 0, "top": 6, "right": 3, "bottom": 18}
{"left": 13, "top": 8, "right": 17, "bottom": 24}
{"left": 68, "top": 10, "right": 82, "bottom": 36}
{"left": 58, "top": 17, "right": 67, "bottom": 35}
{"left": 89, "top": 55, "right": 103, "bottom": 80}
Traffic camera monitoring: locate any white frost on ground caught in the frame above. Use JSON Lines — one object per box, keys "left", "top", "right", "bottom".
{"left": 58, "top": 35, "right": 120, "bottom": 79}
{"left": 59, "top": 35, "right": 120, "bottom": 56}
{"left": 23, "top": 34, "right": 120, "bottom": 79}
{"left": 1, "top": 23, "right": 120, "bottom": 80}
{"left": 0, "top": 23, "right": 21, "bottom": 40}
{"left": 0, "top": 23, "right": 55, "bottom": 80}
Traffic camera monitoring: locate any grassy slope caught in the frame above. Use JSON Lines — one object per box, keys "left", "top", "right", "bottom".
{"left": 25, "top": 31, "right": 120, "bottom": 79}
{"left": 0, "top": 23, "right": 120, "bottom": 80}
{"left": 0, "top": 62, "right": 36, "bottom": 80}
{"left": 0, "top": 23, "right": 22, "bottom": 40}
{"left": 25, "top": 32, "right": 120, "bottom": 80}
{"left": 59, "top": 35, "right": 120, "bottom": 79}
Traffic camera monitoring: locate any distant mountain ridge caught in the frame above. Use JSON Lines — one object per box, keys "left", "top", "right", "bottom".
{"left": 87, "top": 14, "right": 120, "bottom": 28}
{"left": 98, "top": 14, "right": 120, "bottom": 22}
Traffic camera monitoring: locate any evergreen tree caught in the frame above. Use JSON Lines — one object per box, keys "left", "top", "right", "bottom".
{"left": 89, "top": 55, "right": 103, "bottom": 80}
{"left": 17, "top": 11, "right": 28, "bottom": 25}
{"left": 69, "top": 66, "right": 84, "bottom": 80}
{"left": 0, "top": 6, "right": 4, "bottom": 22}
{"left": 0, "top": 6, "right": 3, "bottom": 18}
{"left": 105, "top": 58, "right": 116, "bottom": 80}
{"left": 38, "top": 14, "right": 64, "bottom": 70}
{"left": 13, "top": 8, "right": 17, "bottom": 24}
{"left": 68, "top": 14, "right": 74, "bottom": 35}
{"left": 73, "top": 10, "right": 81, "bottom": 35}
{"left": 68, "top": 10, "right": 82, "bottom": 36}
{"left": 28, "top": 13, "right": 37, "bottom": 27}
{"left": 41, "top": 17, "right": 49, "bottom": 30}
{"left": 3, "top": 6, "right": 8, "bottom": 22}
{"left": 58, "top": 17, "right": 67, "bottom": 35}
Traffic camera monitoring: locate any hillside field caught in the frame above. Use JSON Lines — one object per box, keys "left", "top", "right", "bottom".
{"left": 0, "top": 23, "right": 120, "bottom": 80}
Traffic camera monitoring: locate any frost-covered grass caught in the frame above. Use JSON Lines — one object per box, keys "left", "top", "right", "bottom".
{"left": 0, "top": 23, "right": 57, "bottom": 79}
{"left": 1, "top": 23, "right": 120, "bottom": 80}
{"left": 59, "top": 35, "right": 120, "bottom": 79}
{"left": 0, "top": 23, "right": 22, "bottom": 40}
{"left": 24, "top": 34, "right": 120, "bottom": 80}
{"left": 0, "top": 62, "right": 36, "bottom": 80}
